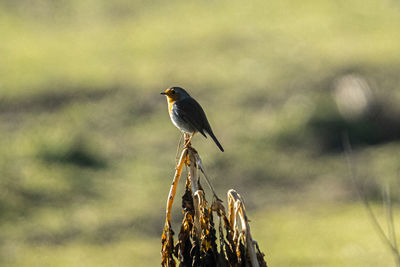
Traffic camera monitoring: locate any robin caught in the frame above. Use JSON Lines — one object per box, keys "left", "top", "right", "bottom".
{"left": 161, "top": 87, "right": 224, "bottom": 152}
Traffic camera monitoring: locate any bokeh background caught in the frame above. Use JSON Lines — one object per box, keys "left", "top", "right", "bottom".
{"left": 1, "top": 0, "right": 400, "bottom": 266}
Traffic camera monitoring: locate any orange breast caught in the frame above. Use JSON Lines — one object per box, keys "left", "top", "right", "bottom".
{"left": 167, "top": 98, "right": 175, "bottom": 115}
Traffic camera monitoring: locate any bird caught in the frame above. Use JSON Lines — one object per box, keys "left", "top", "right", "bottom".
{"left": 161, "top": 86, "right": 224, "bottom": 152}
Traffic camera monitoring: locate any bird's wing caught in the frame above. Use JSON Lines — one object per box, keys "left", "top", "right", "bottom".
{"left": 174, "top": 97, "right": 210, "bottom": 137}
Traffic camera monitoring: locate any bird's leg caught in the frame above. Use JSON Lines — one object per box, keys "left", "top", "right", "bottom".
{"left": 188, "top": 133, "right": 195, "bottom": 145}
{"left": 183, "top": 132, "right": 195, "bottom": 148}
{"left": 183, "top": 133, "right": 190, "bottom": 147}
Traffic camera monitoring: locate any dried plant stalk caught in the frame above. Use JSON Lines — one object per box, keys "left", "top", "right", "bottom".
{"left": 165, "top": 148, "right": 188, "bottom": 222}
{"left": 188, "top": 148, "right": 202, "bottom": 238}
{"left": 227, "top": 189, "right": 263, "bottom": 267}
{"left": 161, "top": 142, "right": 268, "bottom": 267}
{"left": 161, "top": 148, "right": 187, "bottom": 267}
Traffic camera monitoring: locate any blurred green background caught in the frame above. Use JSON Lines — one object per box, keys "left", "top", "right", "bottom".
{"left": 1, "top": 0, "right": 400, "bottom": 266}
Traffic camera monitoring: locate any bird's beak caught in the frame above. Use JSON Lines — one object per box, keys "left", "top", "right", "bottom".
{"left": 160, "top": 92, "right": 167, "bottom": 95}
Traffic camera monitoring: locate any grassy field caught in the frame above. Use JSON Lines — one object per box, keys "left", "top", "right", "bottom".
{"left": 254, "top": 203, "right": 400, "bottom": 266}
{"left": 1, "top": 0, "right": 400, "bottom": 266}
{"left": 2, "top": 203, "right": 399, "bottom": 267}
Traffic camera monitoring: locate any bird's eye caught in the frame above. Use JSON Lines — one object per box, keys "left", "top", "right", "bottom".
{"left": 171, "top": 89, "right": 175, "bottom": 94}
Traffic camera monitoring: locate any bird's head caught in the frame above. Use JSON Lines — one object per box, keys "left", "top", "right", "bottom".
{"left": 160, "top": 87, "right": 190, "bottom": 102}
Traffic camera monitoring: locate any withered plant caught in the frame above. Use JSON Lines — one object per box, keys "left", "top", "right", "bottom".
{"left": 161, "top": 136, "right": 268, "bottom": 267}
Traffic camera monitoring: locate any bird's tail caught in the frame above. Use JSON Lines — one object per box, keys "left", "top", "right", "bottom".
{"left": 207, "top": 130, "right": 224, "bottom": 152}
